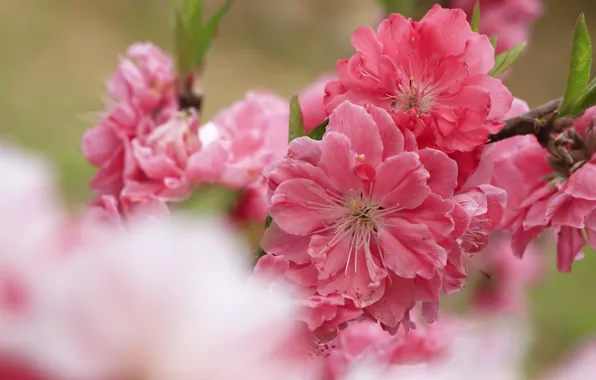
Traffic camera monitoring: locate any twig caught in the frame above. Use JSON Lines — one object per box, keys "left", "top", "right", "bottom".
{"left": 486, "top": 98, "right": 575, "bottom": 147}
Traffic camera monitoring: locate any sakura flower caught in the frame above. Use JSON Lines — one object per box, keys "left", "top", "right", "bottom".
{"left": 131, "top": 109, "right": 210, "bottom": 201}
{"left": 82, "top": 43, "right": 181, "bottom": 218}
{"left": 260, "top": 102, "right": 468, "bottom": 333}
{"left": 325, "top": 5, "right": 513, "bottom": 152}
{"left": 451, "top": 0, "right": 543, "bottom": 53}
{"left": 493, "top": 107, "right": 596, "bottom": 272}
{"left": 190, "top": 90, "right": 290, "bottom": 189}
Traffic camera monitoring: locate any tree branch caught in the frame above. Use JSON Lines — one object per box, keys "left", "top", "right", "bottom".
{"left": 486, "top": 98, "right": 575, "bottom": 147}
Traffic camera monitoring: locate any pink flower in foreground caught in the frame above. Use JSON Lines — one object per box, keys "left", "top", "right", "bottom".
{"left": 471, "top": 233, "right": 544, "bottom": 314}
{"left": 340, "top": 316, "right": 529, "bottom": 380}
{"left": 0, "top": 145, "right": 312, "bottom": 380}
{"left": 260, "top": 102, "right": 469, "bottom": 333}
{"left": 325, "top": 5, "right": 513, "bottom": 152}
{"left": 452, "top": 0, "right": 543, "bottom": 53}
{"left": 493, "top": 107, "right": 596, "bottom": 272}
{"left": 321, "top": 318, "right": 455, "bottom": 380}
{"left": 190, "top": 91, "right": 290, "bottom": 189}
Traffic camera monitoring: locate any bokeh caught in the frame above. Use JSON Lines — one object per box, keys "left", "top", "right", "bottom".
{"left": 1, "top": 0, "right": 596, "bottom": 375}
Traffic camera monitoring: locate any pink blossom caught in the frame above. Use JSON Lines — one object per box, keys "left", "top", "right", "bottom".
{"left": 340, "top": 316, "right": 529, "bottom": 380}
{"left": 493, "top": 106, "right": 596, "bottom": 272}
{"left": 322, "top": 318, "right": 455, "bottom": 380}
{"left": 324, "top": 5, "right": 513, "bottom": 152}
{"left": 471, "top": 233, "right": 544, "bottom": 314}
{"left": 190, "top": 90, "right": 290, "bottom": 189}
{"left": 299, "top": 75, "right": 336, "bottom": 133}
{"left": 82, "top": 43, "right": 181, "bottom": 218}
{"left": 452, "top": 0, "right": 543, "bottom": 53}
{"left": 0, "top": 145, "right": 312, "bottom": 380}
{"left": 260, "top": 102, "right": 469, "bottom": 333}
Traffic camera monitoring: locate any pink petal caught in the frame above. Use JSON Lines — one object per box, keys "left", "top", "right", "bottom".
{"left": 372, "top": 153, "right": 430, "bottom": 209}
{"left": 555, "top": 226, "right": 586, "bottom": 273}
{"left": 261, "top": 222, "right": 311, "bottom": 265}
{"left": 565, "top": 162, "right": 596, "bottom": 200}
{"left": 270, "top": 178, "right": 344, "bottom": 236}
{"left": 418, "top": 149, "right": 458, "bottom": 198}
{"left": 365, "top": 105, "right": 404, "bottom": 159}
{"left": 287, "top": 137, "right": 322, "bottom": 166}
{"left": 318, "top": 132, "right": 362, "bottom": 195}
{"left": 327, "top": 102, "right": 383, "bottom": 167}
{"left": 464, "top": 75, "right": 513, "bottom": 119}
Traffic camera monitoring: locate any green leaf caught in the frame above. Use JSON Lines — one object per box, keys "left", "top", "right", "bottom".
{"left": 187, "top": 0, "right": 203, "bottom": 37}
{"left": 264, "top": 215, "right": 273, "bottom": 229}
{"left": 489, "top": 35, "right": 498, "bottom": 49}
{"left": 174, "top": 8, "right": 194, "bottom": 74}
{"left": 560, "top": 14, "right": 592, "bottom": 116}
{"left": 561, "top": 77, "right": 596, "bottom": 117}
{"left": 194, "top": 0, "right": 233, "bottom": 66}
{"left": 288, "top": 96, "right": 305, "bottom": 141}
{"left": 488, "top": 42, "right": 527, "bottom": 77}
{"left": 307, "top": 119, "right": 329, "bottom": 141}
{"left": 471, "top": 1, "right": 480, "bottom": 33}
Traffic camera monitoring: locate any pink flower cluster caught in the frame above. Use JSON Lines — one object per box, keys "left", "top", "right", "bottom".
{"left": 82, "top": 42, "right": 333, "bottom": 224}
{"left": 493, "top": 106, "right": 596, "bottom": 273}
{"left": 452, "top": 0, "right": 543, "bottom": 53}
{"left": 325, "top": 5, "right": 513, "bottom": 153}
{"left": 259, "top": 100, "right": 506, "bottom": 336}
{"left": 256, "top": 5, "right": 512, "bottom": 341}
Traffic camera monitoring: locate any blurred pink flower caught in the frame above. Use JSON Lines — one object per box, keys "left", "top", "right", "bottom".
{"left": 321, "top": 318, "right": 455, "bottom": 380}
{"left": 260, "top": 102, "right": 468, "bottom": 334}
{"left": 451, "top": 0, "right": 543, "bottom": 53}
{"left": 190, "top": 90, "right": 290, "bottom": 189}
{"left": 82, "top": 43, "right": 182, "bottom": 218}
{"left": 0, "top": 145, "right": 313, "bottom": 380}
{"left": 471, "top": 233, "right": 544, "bottom": 314}
{"left": 325, "top": 5, "right": 512, "bottom": 152}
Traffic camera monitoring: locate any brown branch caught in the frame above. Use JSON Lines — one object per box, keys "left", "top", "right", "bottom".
{"left": 486, "top": 98, "right": 574, "bottom": 147}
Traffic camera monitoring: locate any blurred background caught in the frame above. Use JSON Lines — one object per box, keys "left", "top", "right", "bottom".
{"left": 1, "top": 0, "right": 596, "bottom": 376}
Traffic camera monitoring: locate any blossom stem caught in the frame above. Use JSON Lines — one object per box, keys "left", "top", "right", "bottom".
{"left": 487, "top": 97, "right": 575, "bottom": 146}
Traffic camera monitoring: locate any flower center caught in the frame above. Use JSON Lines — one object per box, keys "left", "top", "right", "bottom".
{"left": 302, "top": 184, "right": 404, "bottom": 278}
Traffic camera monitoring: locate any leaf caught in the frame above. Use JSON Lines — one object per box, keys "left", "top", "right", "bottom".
{"left": 488, "top": 42, "right": 527, "bottom": 77}
{"left": 288, "top": 96, "right": 305, "bottom": 141}
{"left": 561, "top": 77, "right": 596, "bottom": 117}
{"left": 471, "top": 1, "right": 480, "bottom": 33}
{"left": 264, "top": 215, "right": 273, "bottom": 229}
{"left": 194, "top": 0, "right": 233, "bottom": 65}
{"left": 307, "top": 119, "right": 329, "bottom": 141}
{"left": 174, "top": 7, "right": 194, "bottom": 74}
{"left": 560, "top": 14, "right": 592, "bottom": 116}
{"left": 489, "top": 35, "right": 498, "bottom": 50}
{"left": 188, "top": 0, "right": 204, "bottom": 41}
